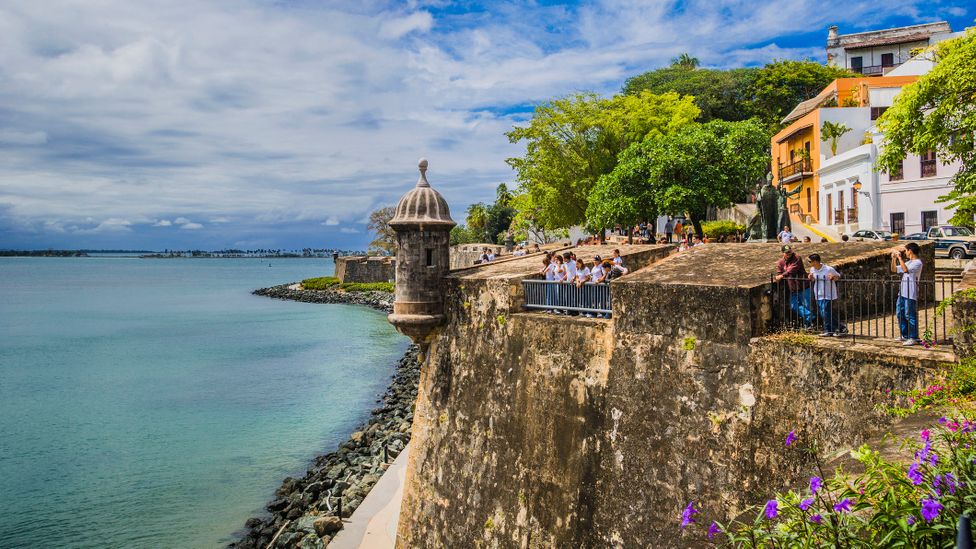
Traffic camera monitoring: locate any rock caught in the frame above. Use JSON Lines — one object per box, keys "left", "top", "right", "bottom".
{"left": 362, "top": 474, "right": 381, "bottom": 486}
{"left": 266, "top": 498, "right": 289, "bottom": 512}
{"left": 298, "top": 534, "right": 325, "bottom": 549}
{"left": 294, "top": 515, "right": 318, "bottom": 533}
{"left": 313, "top": 516, "right": 343, "bottom": 537}
{"left": 244, "top": 517, "right": 263, "bottom": 529}
{"left": 286, "top": 507, "right": 303, "bottom": 520}
{"left": 350, "top": 431, "right": 365, "bottom": 443}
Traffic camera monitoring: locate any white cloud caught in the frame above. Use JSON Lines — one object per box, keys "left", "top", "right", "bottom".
{"left": 0, "top": 0, "right": 960, "bottom": 248}
{"left": 340, "top": 227, "right": 359, "bottom": 234}
{"left": 379, "top": 11, "right": 434, "bottom": 39}
{"left": 74, "top": 217, "right": 132, "bottom": 234}
{"left": 153, "top": 219, "right": 172, "bottom": 227}
{"left": 179, "top": 222, "right": 203, "bottom": 230}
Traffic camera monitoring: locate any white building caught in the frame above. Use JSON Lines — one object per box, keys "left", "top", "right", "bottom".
{"left": 816, "top": 24, "right": 964, "bottom": 237}
{"left": 826, "top": 21, "right": 954, "bottom": 76}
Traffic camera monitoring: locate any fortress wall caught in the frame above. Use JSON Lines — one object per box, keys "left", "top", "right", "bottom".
{"left": 396, "top": 243, "right": 941, "bottom": 548}
{"left": 335, "top": 256, "right": 395, "bottom": 283}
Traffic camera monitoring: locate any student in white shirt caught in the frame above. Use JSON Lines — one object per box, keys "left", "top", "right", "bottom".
{"left": 778, "top": 226, "right": 793, "bottom": 244}
{"left": 540, "top": 254, "right": 556, "bottom": 313}
{"left": 892, "top": 243, "right": 923, "bottom": 345}
{"left": 612, "top": 249, "right": 624, "bottom": 266}
{"left": 807, "top": 253, "right": 842, "bottom": 336}
{"left": 574, "top": 259, "right": 590, "bottom": 287}
{"left": 563, "top": 252, "right": 577, "bottom": 283}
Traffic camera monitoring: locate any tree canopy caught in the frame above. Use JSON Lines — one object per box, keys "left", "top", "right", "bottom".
{"left": 366, "top": 206, "right": 396, "bottom": 255}
{"left": 506, "top": 90, "right": 700, "bottom": 231}
{"left": 877, "top": 30, "right": 976, "bottom": 226}
{"left": 450, "top": 183, "right": 517, "bottom": 245}
{"left": 586, "top": 118, "right": 770, "bottom": 235}
{"left": 623, "top": 60, "right": 853, "bottom": 128}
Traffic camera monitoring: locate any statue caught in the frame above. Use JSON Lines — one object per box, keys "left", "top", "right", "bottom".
{"left": 745, "top": 172, "right": 803, "bottom": 241}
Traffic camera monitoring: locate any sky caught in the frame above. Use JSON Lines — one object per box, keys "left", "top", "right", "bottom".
{"left": 0, "top": 1, "right": 972, "bottom": 251}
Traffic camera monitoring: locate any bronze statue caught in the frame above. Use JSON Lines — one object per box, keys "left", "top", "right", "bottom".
{"left": 746, "top": 172, "right": 803, "bottom": 241}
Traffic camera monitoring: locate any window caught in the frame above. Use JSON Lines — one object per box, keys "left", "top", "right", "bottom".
{"left": 790, "top": 149, "right": 795, "bottom": 163}
{"left": 889, "top": 160, "right": 904, "bottom": 181}
{"left": 851, "top": 188, "right": 858, "bottom": 211}
{"left": 881, "top": 53, "right": 895, "bottom": 67}
{"left": 806, "top": 188, "right": 811, "bottom": 213}
{"left": 850, "top": 56, "right": 863, "bottom": 72}
{"left": 425, "top": 248, "right": 434, "bottom": 267}
{"left": 838, "top": 190, "right": 845, "bottom": 212}
{"left": 922, "top": 211, "right": 938, "bottom": 232}
{"left": 870, "top": 106, "right": 888, "bottom": 120}
{"left": 921, "top": 151, "right": 937, "bottom": 177}
{"left": 945, "top": 227, "right": 974, "bottom": 237}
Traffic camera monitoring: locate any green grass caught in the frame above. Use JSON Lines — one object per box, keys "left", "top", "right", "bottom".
{"left": 339, "top": 282, "right": 394, "bottom": 293}
{"left": 301, "top": 276, "right": 340, "bottom": 290}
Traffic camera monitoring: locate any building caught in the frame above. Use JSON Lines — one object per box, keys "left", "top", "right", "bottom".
{"left": 772, "top": 21, "right": 964, "bottom": 237}
{"left": 826, "top": 21, "right": 953, "bottom": 75}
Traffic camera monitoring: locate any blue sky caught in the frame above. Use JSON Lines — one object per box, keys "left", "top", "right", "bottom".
{"left": 0, "top": 1, "right": 971, "bottom": 250}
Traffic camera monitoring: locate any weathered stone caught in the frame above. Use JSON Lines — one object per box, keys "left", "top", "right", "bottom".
{"left": 298, "top": 533, "right": 325, "bottom": 549}
{"left": 313, "top": 516, "right": 343, "bottom": 537}
{"left": 265, "top": 498, "right": 288, "bottom": 513}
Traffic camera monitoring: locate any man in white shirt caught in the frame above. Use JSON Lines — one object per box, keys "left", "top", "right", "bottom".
{"left": 486, "top": 250, "right": 496, "bottom": 261}
{"left": 778, "top": 226, "right": 793, "bottom": 244}
{"left": 807, "top": 253, "right": 841, "bottom": 336}
{"left": 892, "top": 243, "right": 923, "bottom": 345}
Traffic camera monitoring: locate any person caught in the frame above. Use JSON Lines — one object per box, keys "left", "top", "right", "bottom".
{"left": 807, "top": 254, "right": 842, "bottom": 336}
{"left": 540, "top": 253, "right": 556, "bottom": 313}
{"left": 692, "top": 236, "right": 703, "bottom": 247}
{"left": 612, "top": 249, "right": 623, "bottom": 267}
{"left": 664, "top": 218, "right": 674, "bottom": 243}
{"left": 574, "top": 259, "right": 590, "bottom": 287}
{"left": 674, "top": 219, "right": 683, "bottom": 239}
{"left": 563, "top": 252, "right": 577, "bottom": 288}
{"left": 533, "top": 243, "right": 541, "bottom": 253}
{"left": 778, "top": 226, "right": 794, "bottom": 245}
{"left": 892, "top": 243, "right": 923, "bottom": 346}
{"left": 775, "top": 245, "right": 814, "bottom": 328}
{"left": 802, "top": 236, "right": 811, "bottom": 243}
{"left": 486, "top": 249, "right": 496, "bottom": 262}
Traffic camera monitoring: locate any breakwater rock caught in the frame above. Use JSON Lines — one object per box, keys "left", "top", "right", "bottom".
{"left": 253, "top": 284, "right": 393, "bottom": 313}
{"left": 229, "top": 345, "right": 419, "bottom": 549}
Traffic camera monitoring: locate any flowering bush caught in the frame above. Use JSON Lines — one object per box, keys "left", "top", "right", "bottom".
{"left": 886, "top": 356, "right": 976, "bottom": 416}
{"left": 681, "top": 418, "right": 976, "bottom": 546}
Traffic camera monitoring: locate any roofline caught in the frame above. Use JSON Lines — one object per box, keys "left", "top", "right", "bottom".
{"left": 832, "top": 21, "right": 951, "bottom": 40}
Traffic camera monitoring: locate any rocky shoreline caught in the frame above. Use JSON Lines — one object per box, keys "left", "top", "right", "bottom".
{"left": 232, "top": 285, "right": 416, "bottom": 549}
{"left": 253, "top": 284, "right": 393, "bottom": 313}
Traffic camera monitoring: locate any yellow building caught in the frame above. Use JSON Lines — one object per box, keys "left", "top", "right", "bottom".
{"left": 771, "top": 75, "right": 918, "bottom": 225}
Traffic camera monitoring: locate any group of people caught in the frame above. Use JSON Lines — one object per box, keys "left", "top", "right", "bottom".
{"left": 774, "top": 242, "right": 924, "bottom": 345}
{"left": 538, "top": 249, "right": 628, "bottom": 318}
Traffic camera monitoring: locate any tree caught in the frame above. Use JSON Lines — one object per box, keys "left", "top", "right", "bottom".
{"left": 877, "top": 30, "right": 976, "bottom": 226}
{"left": 366, "top": 206, "right": 396, "bottom": 255}
{"left": 671, "top": 53, "right": 700, "bottom": 69}
{"left": 821, "top": 120, "right": 852, "bottom": 155}
{"left": 749, "top": 60, "right": 854, "bottom": 128}
{"left": 588, "top": 118, "right": 770, "bottom": 236}
{"left": 506, "top": 90, "right": 699, "bottom": 231}
{"left": 623, "top": 66, "right": 759, "bottom": 122}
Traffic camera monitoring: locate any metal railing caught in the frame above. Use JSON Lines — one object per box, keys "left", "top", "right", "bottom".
{"left": 847, "top": 208, "right": 858, "bottom": 223}
{"left": 768, "top": 275, "right": 955, "bottom": 343}
{"left": 834, "top": 210, "right": 845, "bottom": 225}
{"left": 779, "top": 159, "right": 812, "bottom": 181}
{"left": 522, "top": 279, "right": 612, "bottom": 314}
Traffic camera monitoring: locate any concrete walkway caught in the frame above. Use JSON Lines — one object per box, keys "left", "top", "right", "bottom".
{"left": 328, "top": 443, "right": 410, "bottom": 549}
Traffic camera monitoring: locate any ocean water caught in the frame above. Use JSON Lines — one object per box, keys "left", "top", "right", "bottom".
{"left": 0, "top": 257, "right": 408, "bottom": 548}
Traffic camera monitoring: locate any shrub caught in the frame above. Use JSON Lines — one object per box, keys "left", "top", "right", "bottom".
{"left": 680, "top": 418, "right": 976, "bottom": 546}
{"left": 702, "top": 220, "right": 745, "bottom": 239}
{"left": 338, "top": 282, "right": 394, "bottom": 293}
{"left": 301, "top": 276, "right": 340, "bottom": 290}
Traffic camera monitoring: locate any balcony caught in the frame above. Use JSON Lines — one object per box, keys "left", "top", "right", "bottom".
{"left": 847, "top": 208, "right": 858, "bottom": 224}
{"left": 855, "top": 64, "right": 897, "bottom": 77}
{"left": 921, "top": 158, "right": 937, "bottom": 178}
{"left": 779, "top": 159, "right": 813, "bottom": 184}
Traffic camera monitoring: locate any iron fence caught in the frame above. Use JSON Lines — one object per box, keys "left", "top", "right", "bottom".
{"left": 522, "top": 279, "right": 612, "bottom": 314}
{"left": 768, "top": 275, "right": 955, "bottom": 343}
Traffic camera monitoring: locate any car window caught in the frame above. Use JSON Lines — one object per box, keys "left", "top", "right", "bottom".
{"left": 928, "top": 228, "right": 941, "bottom": 238}
{"left": 877, "top": 231, "right": 892, "bottom": 238}
{"left": 945, "top": 227, "right": 974, "bottom": 237}
{"left": 852, "top": 231, "right": 864, "bottom": 237}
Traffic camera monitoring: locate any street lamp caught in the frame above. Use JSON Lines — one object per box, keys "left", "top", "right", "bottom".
{"left": 852, "top": 178, "right": 870, "bottom": 198}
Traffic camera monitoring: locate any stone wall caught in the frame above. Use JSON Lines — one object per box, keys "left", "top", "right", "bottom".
{"left": 335, "top": 256, "right": 395, "bottom": 284}
{"left": 450, "top": 244, "right": 506, "bottom": 270}
{"left": 395, "top": 242, "right": 945, "bottom": 547}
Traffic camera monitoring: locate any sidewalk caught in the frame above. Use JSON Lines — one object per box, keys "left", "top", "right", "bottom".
{"left": 328, "top": 443, "right": 410, "bottom": 549}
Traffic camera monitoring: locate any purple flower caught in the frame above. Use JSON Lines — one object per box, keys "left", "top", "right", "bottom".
{"left": 920, "top": 429, "right": 930, "bottom": 441}
{"left": 707, "top": 522, "right": 720, "bottom": 540}
{"left": 785, "top": 430, "right": 797, "bottom": 447}
{"left": 934, "top": 473, "right": 958, "bottom": 496}
{"left": 799, "top": 497, "right": 814, "bottom": 511}
{"left": 921, "top": 497, "right": 943, "bottom": 522}
{"left": 907, "top": 515, "right": 916, "bottom": 525}
{"left": 907, "top": 462, "right": 923, "bottom": 485}
{"left": 764, "top": 499, "right": 779, "bottom": 519}
{"left": 833, "top": 498, "right": 854, "bottom": 513}
{"left": 680, "top": 501, "right": 698, "bottom": 529}
{"left": 939, "top": 416, "right": 948, "bottom": 425}
{"left": 809, "top": 514, "right": 823, "bottom": 524}
{"left": 810, "top": 476, "right": 822, "bottom": 494}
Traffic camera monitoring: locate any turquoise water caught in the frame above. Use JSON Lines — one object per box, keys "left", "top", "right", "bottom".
{"left": 0, "top": 257, "right": 408, "bottom": 548}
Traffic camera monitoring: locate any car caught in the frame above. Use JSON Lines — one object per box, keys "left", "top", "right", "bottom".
{"left": 926, "top": 225, "right": 976, "bottom": 259}
{"left": 903, "top": 232, "right": 928, "bottom": 240}
{"left": 850, "top": 229, "right": 894, "bottom": 241}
